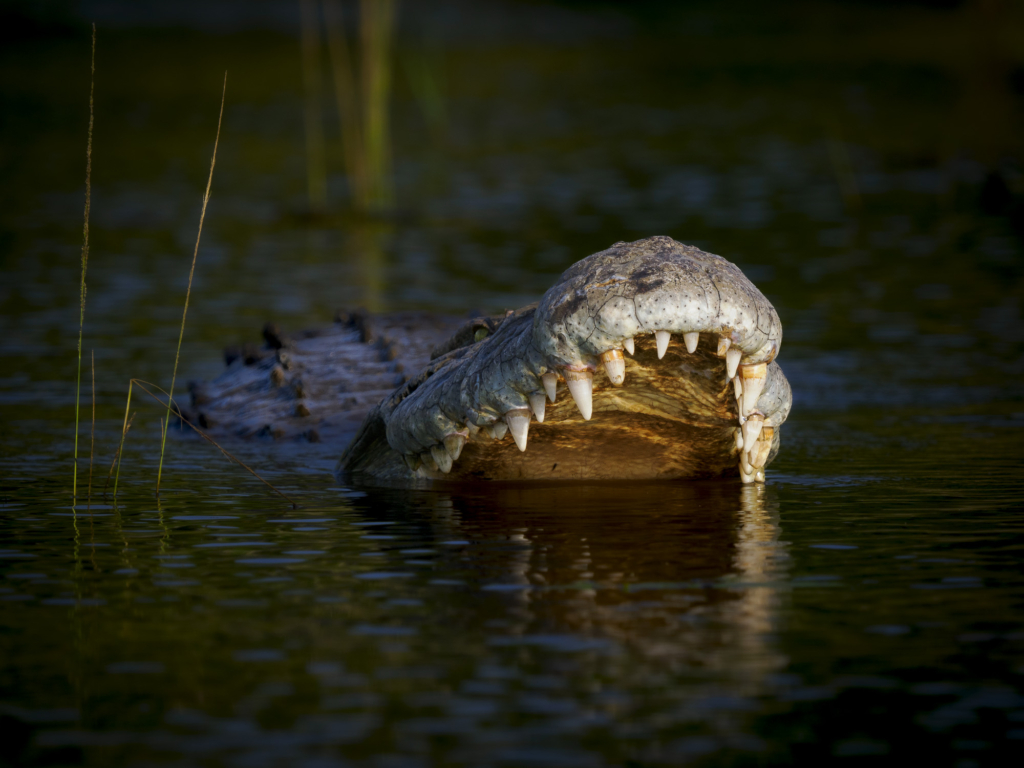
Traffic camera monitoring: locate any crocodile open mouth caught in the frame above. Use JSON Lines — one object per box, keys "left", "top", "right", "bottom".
{"left": 342, "top": 236, "right": 791, "bottom": 483}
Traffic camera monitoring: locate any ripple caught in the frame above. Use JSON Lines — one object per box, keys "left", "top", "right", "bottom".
{"left": 172, "top": 515, "right": 238, "bottom": 521}
{"left": 488, "top": 634, "right": 614, "bottom": 653}
{"left": 107, "top": 661, "right": 165, "bottom": 674}
{"left": 866, "top": 625, "right": 911, "bottom": 636}
{"left": 152, "top": 580, "right": 200, "bottom": 587}
{"left": 356, "top": 571, "right": 414, "bottom": 580}
{"left": 267, "top": 519, "right": 334, "bottom": 523}
{"left": 350, "top": 624, "right": 416, "bottom": 637}
{"left": 233, "top": 649, "right": 285, "bottom": 662}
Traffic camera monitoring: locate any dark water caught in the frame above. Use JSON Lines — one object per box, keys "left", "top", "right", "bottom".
{"left": 3, "top": 1, "right": 1024, "bottom": 765}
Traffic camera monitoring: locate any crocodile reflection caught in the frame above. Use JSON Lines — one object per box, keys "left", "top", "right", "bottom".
{"left": 354, "top": 481, "right": 787, "bottom": 681}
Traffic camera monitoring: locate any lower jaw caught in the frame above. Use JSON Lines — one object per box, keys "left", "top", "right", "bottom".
{"left": 423, "top": 412, "right": 741, "bottom": 482}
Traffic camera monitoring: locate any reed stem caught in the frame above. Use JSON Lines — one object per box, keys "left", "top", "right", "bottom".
{"left": 88, "top": 349, "right": 95, "bottom": 504}
{"left": 112, "top": 379, "right": 133, "bottom": 499}
{"left": 73, "top": 23, "right": 96, "bottom": 501}
{"left": 137, "top": 379, "right": 296, "bottom": 507}
{"left": 324, "top": 0, "right": 366, "bottom": 204}
{"left": 361, "top": 0, "right": 395, "bottom": 211}
{"left": 156, "top": 72, "right": 227, "bottom": 493}
{"left": 300, "top": 0, "right": 327, "bottom": 212}
{"left": 106, "top": 410, "right": 134, "bottom": 499}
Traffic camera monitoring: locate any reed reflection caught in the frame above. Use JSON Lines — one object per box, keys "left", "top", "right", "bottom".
{"left": 300, "top": 0, "right": 396, "bottom": 215}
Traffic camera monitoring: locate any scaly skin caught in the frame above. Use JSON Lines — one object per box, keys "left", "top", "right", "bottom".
{"left": 341, "top": 236, "right": 791, "bottom": 482}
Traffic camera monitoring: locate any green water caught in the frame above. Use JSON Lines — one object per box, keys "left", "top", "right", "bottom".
{"left": 2, "top": 1, "right": 1024, "bottom": 765}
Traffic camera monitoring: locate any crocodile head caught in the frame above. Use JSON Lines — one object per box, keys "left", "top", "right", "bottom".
{"left": 342, "top": 236, "right": 791, "bottom": 482}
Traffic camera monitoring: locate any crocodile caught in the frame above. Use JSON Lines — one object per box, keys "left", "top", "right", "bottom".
{"left": 184, "top": 236, "right": 792, "bottom": 484}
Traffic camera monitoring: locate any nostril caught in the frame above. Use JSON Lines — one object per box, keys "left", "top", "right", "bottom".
{"left": 557, "top": 333, "right": 568, "bottom": 344}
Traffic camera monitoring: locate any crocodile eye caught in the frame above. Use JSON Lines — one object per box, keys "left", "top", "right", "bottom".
{"left": 474, "top": 328, "right": 489, "bottom": 342}
{"left": 557, "top": 333, "right": 568, "bottom": 344}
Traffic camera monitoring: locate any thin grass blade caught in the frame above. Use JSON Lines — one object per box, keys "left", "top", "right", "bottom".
{"left": 156, "top": 72, "right": 227, "bottom": 493}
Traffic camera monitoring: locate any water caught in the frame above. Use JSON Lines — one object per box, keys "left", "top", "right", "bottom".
{"left": 2, "top": 1, "right": 1024, "bottom": 764}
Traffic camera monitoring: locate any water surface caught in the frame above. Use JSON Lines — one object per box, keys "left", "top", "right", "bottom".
{"left": 2, "top": 1, "right": 1023, "bottom": 764}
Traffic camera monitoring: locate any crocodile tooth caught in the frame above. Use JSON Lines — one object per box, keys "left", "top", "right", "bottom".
{"left": 752, "top": 437, "right": 772, "bottom": 469}
{"left": 734, "top": 428, "right": 744, "bottom": 450}
{"left": 733, "top": 376, "right": 743, "bottom": 401}
{"left": 444, "top": 433, "right": 466, "bottom": 462}
{"left": 564, "top": 369, "right": 594, "bottom": 420}
{"left": 755, "top": 469, "right": 765, "bottom": 483}
{"left": 486, "top": 421, "right": 508, "bottom": 440}
{"left": 717, "top": 336, "right": 731, "bottom": 357}
{"left": 684, "top": 332, "right": 699, "bottom": 353}
{"left": 601, "top": 349, "right": 625, "bottom": 386}
{"left": 505, "top": 408, "right": 531, "bottom": 452}
{"left": 655, "top": 330, "right": 671, "bottom": 359}
{"left": 739, "top": 363, "right": 767, "bottom": 416}
{"left": 739, "top": 449, "right": 755, "bottom": 483}
{"left": 623, "top": 337, "right": 634, "bottom": 355}
{"left": 403, "top": 453, "right": 421, "bottom": 472}
{"left": 431, "top": 444, "right": 453, "bottom": 473}
{"left": 528, "top": 392, "right": 546, "bottom": 422}
{"left": 420, "top": 451, "right": 438, "bottom": 472}
{"left": 741, "top": 447, "right": 755, "bottom": 472}
{"left": 751, "top": 425, "right": 774, "bottom": 469}
{"left": 741, "top": 414, "right": 763, "bottom": 452}
{"left": 726, "top": 348, "right": 742, "bottom": 379}
{"left": 541, "top": 372, "right": 558, "bottom": 403}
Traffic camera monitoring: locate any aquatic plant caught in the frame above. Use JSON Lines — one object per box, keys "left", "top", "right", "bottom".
{"left": 89, "top": 349, "right": 95, "bottom": 504}
{"left": 358, "top": 0, "right": 395, "bottom": 212}
{"left": 324, "top": 0, "right": 364, "bottom": 204}
{"left": 300, "top": 0, "right": 328, "bottom": 212}
{"left": 111, "top": 378, "right": 134, "bottom": 499}
{"left": 305, "top": 0, "right": 395, "bottom": 213}
{"left": 98, "top": 71, "right": 294, "bottom": 505}
{"left": 114, "top": 379, "right": 296, "bottom": 507}
{"left": 105, "top": 409, "right": 134, "bottom": 498}
{"left": 72, "top": 24, "right": 95, "bottom": 502}
{"left": 155, "top": 72, "right": 227, "bottom": 493}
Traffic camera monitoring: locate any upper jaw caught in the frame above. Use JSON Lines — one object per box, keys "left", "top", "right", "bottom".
{"left": 380, "top": 236, "right": 790, "bottom": 481}
{"left": 533, "top": 236, "right": 781, "bottom": 372}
